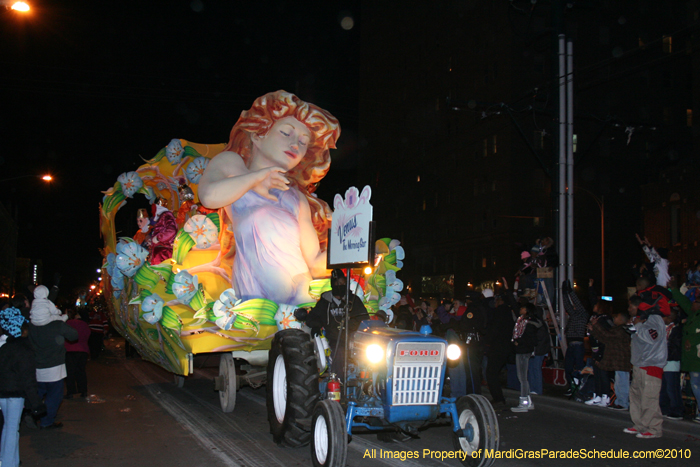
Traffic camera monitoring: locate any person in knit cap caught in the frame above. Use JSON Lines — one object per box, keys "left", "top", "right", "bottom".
{"left": 0, "top": 307, "right": 46, "bottom": 467}
{"left": 29, "top": 285, "right": 67, "bottom": 326}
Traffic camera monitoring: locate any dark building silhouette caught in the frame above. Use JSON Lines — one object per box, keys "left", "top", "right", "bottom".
{"left": 358, "top": 0, "right": 699, "bottom": 300}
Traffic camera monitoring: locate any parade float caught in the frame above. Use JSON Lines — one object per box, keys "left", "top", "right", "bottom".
{"left": 99, "top": 91, "right": 406, "bottom": 412}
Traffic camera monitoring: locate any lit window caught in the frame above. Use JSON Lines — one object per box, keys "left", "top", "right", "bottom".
{"left": 417, "top": 175, "right": 421, "bottom": 182}
{"left": 483, "top": 138, "right": 488, "bottom": 157}
{"left": 573, "top": 134, "right": 577, "bottom": 153}
{"left": 687, "top": 109, "right": 693, "bottom": 127}
{"left": 663, "top": 35, "right": 672, "bottom": 54}
{"left": 422, "top": 199, "right": 426, "bottom": 211}
{"left": 482, "top": 257, "right": 487, "bottom": 268}
{"left": 492, "top": 134, "right": 498, "bottom": 155}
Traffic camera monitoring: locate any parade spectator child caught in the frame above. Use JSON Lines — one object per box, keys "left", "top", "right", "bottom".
{"left": 660, "top": 307, "right": 683, "bottom": 420}
{"left": 589, "top": 310, "right": 632, "bottom": 410}
{"left": 29, "top": 285, "right": 67, "bottom": 326}
{"left": 511, "top": 303, "right": 543, "bottom": 412}
{"left": 623, "top": 295, "right": 667, "bottom": 438}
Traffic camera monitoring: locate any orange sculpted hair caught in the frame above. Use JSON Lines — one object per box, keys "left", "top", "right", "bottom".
{"left": 224, "top": 90, "right": 341, "bottom": 248}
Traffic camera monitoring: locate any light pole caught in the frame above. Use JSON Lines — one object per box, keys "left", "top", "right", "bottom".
{"left": 577, "top": 186, "right": 605, "bottom": 295}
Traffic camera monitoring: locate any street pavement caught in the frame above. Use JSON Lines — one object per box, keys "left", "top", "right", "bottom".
{"left": 14, "top": 336, "right": 700, "bottom": 467}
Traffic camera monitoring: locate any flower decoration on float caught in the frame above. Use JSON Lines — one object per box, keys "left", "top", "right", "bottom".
{"left": 141, "top": 293, "right": 164, "bottom": 325}
{"left": 115, "top": 240, "right": 149, "bottom": 277}
{"left": 165, "top": 138, "right": 185, "bottom": 165}
{"left": 117, "top": 171, "right": 143, "bottom": 198}
{"left": 212, "top": 288, "right": 243, "bottom": 331}
{"left": 104, "top": 253, "right": 125, "bottom": 297}
{"left": 183, "top": 215, "right": 219, "bottom": 249}
{"left": 185, "top": 157, "right": 209, "bottom": 184}
{"left": 172, "top": 271, "right": 204, "bottom": 309}
{"left": 134, "top": 291, "right": 183, "bottom": 331}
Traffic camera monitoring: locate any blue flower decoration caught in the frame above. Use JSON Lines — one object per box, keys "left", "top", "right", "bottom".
{"left": 141, "top": 293, "right": 164, "bottom": 325}
{"left": 117, "top": 171, "right": 143, "bottom": 198}
{"left": 185, "top": 157, "right": 209, "bottom": 184}
{"left": 115, "top": 241, "right": 148, "bottom": 277}
{"left": 212, "top": 288, "right": 242, "bottom": 331}
{"left": 105, "top": 253, "right": 125, "bottom": 295}
{"left": 165, "top": 139, "right": 184, "bottom": 165}
{"left": 172, "top": 271, "right": 199, "bottom": 305}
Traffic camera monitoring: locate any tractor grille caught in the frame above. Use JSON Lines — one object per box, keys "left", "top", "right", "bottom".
{"left": 392, "top": 363, "right": 442, "bottom": 406}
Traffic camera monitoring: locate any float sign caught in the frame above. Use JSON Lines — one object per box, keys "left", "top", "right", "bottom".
{"left": 328, "top": 186, "right": 374, "bottom": 268}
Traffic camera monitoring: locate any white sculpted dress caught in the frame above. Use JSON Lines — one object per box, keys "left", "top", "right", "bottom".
{"left": 227, "top": 187, "right": 313, "bottom": 305}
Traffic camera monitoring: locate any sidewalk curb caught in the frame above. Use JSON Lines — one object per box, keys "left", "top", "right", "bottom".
{"left": 501, "top": 388, "right": 700, "bottom": 439}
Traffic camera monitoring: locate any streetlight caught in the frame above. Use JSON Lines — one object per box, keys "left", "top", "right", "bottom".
{"left": 1, "top": 1, "right": 30, "bottom": 12}
{"left": 577, "top": 186, "right": 605, "bottom": 295}
{"left": 0, "top": 174, "right": 53, "bottom": 182}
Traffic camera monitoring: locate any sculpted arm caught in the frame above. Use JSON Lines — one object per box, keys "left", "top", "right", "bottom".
{"left": 298, "top": 195, "right": 329, "bottom": 279}
{"left": 198, "top": 152, "right": 289, "bottom": 208}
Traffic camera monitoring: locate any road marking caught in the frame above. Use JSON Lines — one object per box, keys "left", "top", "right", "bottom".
{"left": 125, "top": 361, "right": 286, "bottom": 467}
{"left": 238, "top": 389, "right": 446, "bottom": 467}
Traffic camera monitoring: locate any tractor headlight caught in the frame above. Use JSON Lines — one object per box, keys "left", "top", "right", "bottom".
{"left": 446, "top": 344, "right": 461, "bottom": 360}
{"left": 366, "top": 344, "right": 384, "bottom": 364}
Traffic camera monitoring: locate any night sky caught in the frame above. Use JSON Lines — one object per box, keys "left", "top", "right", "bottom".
{"left": 1, "top": 0, "right": 360, "bottom": 296}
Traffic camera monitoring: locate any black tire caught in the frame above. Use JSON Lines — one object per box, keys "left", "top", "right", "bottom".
{"left": 310, "top": 400, "right": 348, "bottom": 467}
{"left": 452, "top": 394, "right": 500, "bottom": 467}
{"left": 219, "top": 353, "right": 236, "bottom": 413}
{"left": 267, "top": 329, "right": 320, "bottom": 446}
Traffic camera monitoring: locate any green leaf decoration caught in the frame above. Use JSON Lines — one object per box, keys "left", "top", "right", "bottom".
{"left": 150, "top": 263, "right": 173, "bottom": 284}
{"left": 149, "top": 147, "right": 166, "bottom": 164}
{"left": 205, "top": 212, "right": 220, "bottom": 232}
{"left": 384, "top": 250, "right": 397, "bottom": 265}
{"left": 231, "top": 298, "right": 278, "bottom": 325}
{"left": 161, "top": 306, "right": 183, "bottom": 332}
{"left": 183, "top": 146, "right": 202, "bottom": 158}
{"left": 189, "top": 284, "right": 208, "bottom": 311}
{"left": 103, "top": 189, "right": 126, "bottom": 215}
{"left": 134, "top": 264, "right": 161, "bottom": 289}
{"left": 378, "top": 237, "right": 391, "bottom": 246}
{"left": 364, "top": 300, "right": 379, "bottom": 316}
{"left": 193, "top": 301, "right": 214, "bottom": 321}
{"left": 146, "top": 328, "right": 159, "bottom": 341}
{"left": 309, "top": 279, "right": 331, "bottom": 299}
{"left": 165, "top": 271, "right": 177, "bottom": 295}
{"left": 173, "top": 230, "right": 195, "bottom": 264}
{"left": 296, "top": 301, "right": 317, "bottom": 309}
{"left": 163, "top": 327, "right": 186, "bottom": 350}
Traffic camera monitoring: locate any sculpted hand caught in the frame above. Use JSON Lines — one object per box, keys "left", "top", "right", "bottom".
{"left": 253, "top": 167, "right": 289, "bottom": 201}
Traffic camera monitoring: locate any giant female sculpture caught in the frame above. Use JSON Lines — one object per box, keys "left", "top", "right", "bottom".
{"left": 198, "top": 91, "right": 340, "bottom": 305}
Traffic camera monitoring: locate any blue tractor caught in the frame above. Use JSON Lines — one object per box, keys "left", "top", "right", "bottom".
{"left": 266, "top": 320, "right": 499, "bottom": 467}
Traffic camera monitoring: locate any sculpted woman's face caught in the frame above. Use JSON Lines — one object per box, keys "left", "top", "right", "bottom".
{"left": 137, "top": 217, "right": 149, "bottom": 229}
{"left": 252, "top": 116, "right": 311, "bottom": 171}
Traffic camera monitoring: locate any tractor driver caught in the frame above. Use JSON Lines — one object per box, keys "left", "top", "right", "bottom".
{"left": 295, "top": 269, "right": 368, "bottom": 378}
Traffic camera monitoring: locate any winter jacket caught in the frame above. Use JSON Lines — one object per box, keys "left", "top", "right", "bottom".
{"left": 28, "top": 321, "right": 79, "bottom": 369}
{"left": 534, "top": 318, "right": 551, "bottom": 356}
{"left": 513, "top": 316, "right": 542, "bottom": 354}
{"left": 590, "top": 322, "right": 632, "bottom": 372}
{"left": 635, "top": 285, "right": 672, "bottom": 318}
{"left": 304, "top": 291, "right": 367, "bottom": 347}
{"left": 484, "top": 303, "right": 516, "bottom": 351}
{"left": 666, "top": 322, "right": 682, "bottom": 362}
{"left": 29, "top": 285, "right": 67, "bottom": 326}
{"left": 681, "top": 304, "right": 700, "bottom": 372}
{"left": 562, "top": 289, "right": 589, "bottom": 342}
{"left": 65, "top": 319, "right": 91, "bottom": 353}
{"left": 589, "top": 314, "right": 613, "bottom": 362}
{"left": 0, "top": 336, "right": 43, "bottom": 409}
{"left": 631, "top": 314, "right": 667, "bottom": 369}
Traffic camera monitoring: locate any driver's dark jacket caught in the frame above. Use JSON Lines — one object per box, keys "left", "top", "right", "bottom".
{"left": 304, "top": 291, "right": 367, "bottom": 347}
